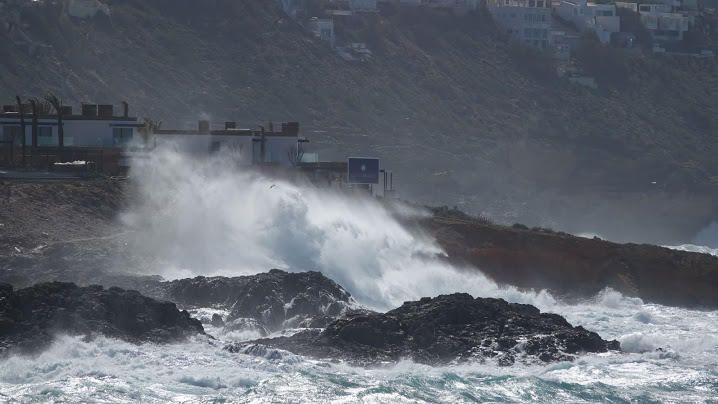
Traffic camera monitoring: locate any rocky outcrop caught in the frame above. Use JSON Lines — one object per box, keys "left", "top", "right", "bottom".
{"left": 232, "top": 293, "right": 619, "bottom": 366}
{"left": 0, "top": 282, "right": 204, "bottom": 356}
{"left": 135, "top": 269, "right": 364, "bottom": 335}
{"left": 422, "top": 216, "right": 718, "bottom": 309}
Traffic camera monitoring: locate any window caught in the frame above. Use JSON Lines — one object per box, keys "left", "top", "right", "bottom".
{"left": 529, "top": 0, "right": 535, "bottom": 6}
{"left": 112, "top": 127, "right": 134, "bottom": 146}
{"left": 2, "top": 125, "right": 20, "bottom": 142}
{"left": 38, "top": 127, "right": 54, "bottom": 146}
{"left": 537, "top": 0, "right": 544, "bottom": 7}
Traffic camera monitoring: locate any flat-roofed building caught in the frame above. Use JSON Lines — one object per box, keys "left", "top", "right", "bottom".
{"left": 554, "top": 0, "right": 620, "bottom": 44}
{"left": 487, "top": 0, "right": 553, "bottom": 49}
{"left": 153, "top": 121, "right": 307, "bottom": 167}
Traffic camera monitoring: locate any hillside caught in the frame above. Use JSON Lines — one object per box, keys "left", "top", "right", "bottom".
{"left": 2, "top": 0, "right": 718, "bottom": 243}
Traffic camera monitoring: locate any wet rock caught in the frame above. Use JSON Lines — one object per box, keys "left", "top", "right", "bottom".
{"left": 0, "top": 282, "right": 204, "bottom": 356}
{"left": 210, "top": 313, "right": 225, "bottom": 328}
{"left": 242, "top": 293, "right": 620, "bottom": 366}
{"left": 147, "top": 269, "right": 365, "bottom": 333}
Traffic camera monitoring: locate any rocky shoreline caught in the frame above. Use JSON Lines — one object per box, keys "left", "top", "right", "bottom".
{"left": 0, "top": 271, "right": 620, "bottom": 366}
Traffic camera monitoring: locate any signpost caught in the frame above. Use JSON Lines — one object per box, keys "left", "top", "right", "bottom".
{"left": 347, "top": 157, "right": 379, "bottom": 184}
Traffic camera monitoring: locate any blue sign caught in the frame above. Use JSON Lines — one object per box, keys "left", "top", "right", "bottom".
{"left": 347, "top": 157, "right": 380, "bottom": 184}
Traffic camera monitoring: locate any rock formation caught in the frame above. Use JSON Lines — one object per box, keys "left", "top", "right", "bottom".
{"left": 0, "top": 282, "right": 204, "bottom": 356}
{"left": 132, "top": 269, "right": 365, "bottom": 335}
{"left": 231, "top": 293, "right": 620, "bottom": 366}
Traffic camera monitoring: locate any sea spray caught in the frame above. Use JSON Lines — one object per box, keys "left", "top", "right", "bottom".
{"left": 121, "top": 148, "right": 557, "bottom": 311}
{"left": 3, "top": 150, "right": 713, "bottom": 401}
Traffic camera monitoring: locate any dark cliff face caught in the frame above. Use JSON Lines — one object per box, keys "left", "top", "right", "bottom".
{"left": 0, "top": 282, "right": 204, "bottom": 356}
{"left": 237, "top": 293, "right": 619, "bottom": 366}
{"left": 423, "top": 216, "right": 718, "bottom": 309}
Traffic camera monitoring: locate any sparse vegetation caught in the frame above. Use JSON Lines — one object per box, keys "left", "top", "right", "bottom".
{"left": 1, "top": 0, "right": 717, "bottom": 241}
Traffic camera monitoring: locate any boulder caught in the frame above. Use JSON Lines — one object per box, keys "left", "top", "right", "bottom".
{"left": 0, "top": 282, "right": 204, "bottom": 356}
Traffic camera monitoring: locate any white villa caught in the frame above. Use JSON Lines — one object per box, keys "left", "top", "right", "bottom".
{"left": 616, "top": 1, "right": 693, "bottom": 42}
{"left": 309, "top": 17, "right": 336, "bottom": 47}
{"left": 554, "top": 0, "right": 620, "bottom": 44}
{"left": 487, "top": 0, "right": 553, "bottom": 49}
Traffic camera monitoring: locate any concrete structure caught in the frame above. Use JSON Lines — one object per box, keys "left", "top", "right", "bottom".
{"left": 0, "top": 102, "right": 141, "bottom": 172}
{"left": 309, "top": 17, "right": 336, "bottom": 47}
{"left": 153, "top": 121, "right": 307, "bottom": 167}
{"left": 487, "top": 0, "right": 552, "bottom": 49}
{"left": 394, "top": 0, "right": 481, "bottom": 12}
{"left": 66, "top": 0, "right": 110, "bottom": 19}
{"left": 639, "top": 3, "right": 692, "bottom": 42}
{"left": 0, "top": 103, "right": 140, "bottom": 149}
{"left": 280, "top": 0, "right": 306, "bottom": 18}
{"left": 349, "top": 0, "right": 378, "bottom": 11}
{"left": 616, "top": 2, "right": 692, "bottom": 42}
{"left": 554, "top": 0, "right": 620, "bottom": 44}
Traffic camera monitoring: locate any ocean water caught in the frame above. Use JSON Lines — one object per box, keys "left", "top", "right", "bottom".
{"left": 1, "top": 290, "right": 716, "bottom": 403}
{"left": 2, "top": 150, "right": 716, "bottom": 402}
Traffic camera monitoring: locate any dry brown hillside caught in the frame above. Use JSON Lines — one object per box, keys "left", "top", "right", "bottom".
{"left": 1, "top": 0, "right": 718, "bottom": 243}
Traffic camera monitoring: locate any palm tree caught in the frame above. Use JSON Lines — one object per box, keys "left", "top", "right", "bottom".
{"left": 44, "top": 93, "right": 64, "bottom": 148}
{"left": 28, "top": 98, "right": 40, "bottom": 150}
{"left": 15, "top": 95, "right": 26, "bottom": 167}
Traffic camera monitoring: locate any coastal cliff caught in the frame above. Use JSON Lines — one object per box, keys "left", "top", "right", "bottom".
{"left": 422, "top": 212, "right": 718, "bottom": 308}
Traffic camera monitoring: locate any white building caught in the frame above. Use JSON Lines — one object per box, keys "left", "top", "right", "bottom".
{"left": 280, "top": 0, "right": 306, "bottom": 18}
{"left": 554, "top": 0, "right": 620, "bottom": 44}
{"left": 616, "top": 2, "right": 692, "bottom": 42}
{"left": 487, "top": 0, "right": 552, "bottom": 49}
{"left": 394, "top": 0, "right": 481, "bottom": 12}
{"left": 66, "top": 0, "right": 111, "bottom": 19}
{"left": 153, "top": 121, "right": 307, "bottom": 167}
{"left": 309, "top": 17, "right": 335, "bottom": 47}
{"left": 0, "top": 103, "right": 140, "bottom": 149}
{"left": 349, "top": 0, "right": 378, "bottom": 11}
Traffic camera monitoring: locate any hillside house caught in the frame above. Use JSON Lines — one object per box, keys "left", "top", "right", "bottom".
{"left": 554, "top": 0, "right": 620, "bottom": 44}
{"left": 616, "top": 2, "right": 692, "bottom": 42}
{"left": 487, "top": 0, "right": 552, "bottom": 49}
{"left": 393, "top": 0, "right": 481, "bottom": 12}
{"left": 66, "top": 0, "right": 110, "bottom": 19}
{"left": 349, "top": 0, "right": 378, "bottom": 11}
{"left": 310, "top": 17, "right": 336, "bottom": 47}
{"left": 280, "top": 0, "right": 307, "bottom": 18}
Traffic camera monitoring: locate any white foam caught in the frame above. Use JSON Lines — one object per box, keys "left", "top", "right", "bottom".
{"left": 120, "top": 149, "right": 559, "bottom": 311}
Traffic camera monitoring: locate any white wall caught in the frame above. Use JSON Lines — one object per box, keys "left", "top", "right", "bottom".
{"left": 0, "top": 116, "right": 138, "bottom": 148}
{"left": 153, "top": 134, "right": 299, "bottom": 166}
